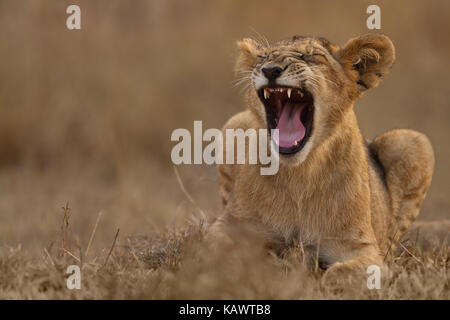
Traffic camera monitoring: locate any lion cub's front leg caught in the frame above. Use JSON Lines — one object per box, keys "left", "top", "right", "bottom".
{"left": 317, "top": 216, "right": 385, "bottom": 279}
{"left": 209, "top": 110, "right": 259, "bottom": 244}
{"left": 323, "top": 241, "right": 384, "bottom": 280}
{"left": 217, "top": 110, "right": 256, "bottom": 207}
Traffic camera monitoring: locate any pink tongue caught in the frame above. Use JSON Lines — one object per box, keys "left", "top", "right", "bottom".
{"left": 273, "top": 102, "right": 306, "bottom": 148}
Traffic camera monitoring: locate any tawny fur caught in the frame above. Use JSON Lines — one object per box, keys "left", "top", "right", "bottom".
{"left": 208, "top": 34, "right": 435, "bottom": 274}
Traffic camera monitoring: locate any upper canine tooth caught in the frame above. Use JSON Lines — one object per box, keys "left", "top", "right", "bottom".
{"left": 287, "top": 88, "right": 292, "bottom": 98}
{"left": 264, "top": 88, "right": 269, "bottom": 99}
{"left": 298, "top": 90, "right": 303, "bottom": 97}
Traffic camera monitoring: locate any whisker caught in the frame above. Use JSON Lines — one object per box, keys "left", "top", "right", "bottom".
{"left": 236, "top": 70, "right": 254, "bottom": 74}
{"left": 239, "top": 82, "right": 252, "bottom": 93}
{"left": 232, "top": 80, "right": 251, "bottom": 88}
{"left": 310, "top": 74, "right": 338, "bottom": 88}
{"left": 306, "top": 66, "right": 339, "bottom": 88}
{"left": 250, "top": 27, "right": 270, "bottom": 48}
{"left": 232, "top": 76, "right": 251, "bottom": 83}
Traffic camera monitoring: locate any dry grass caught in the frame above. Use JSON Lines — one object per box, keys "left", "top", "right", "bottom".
{"left": 0, "top": 1, "right": 449, "bottom": 299}
{"left": 0, "top": 209, "right": 448, "bottom": 299}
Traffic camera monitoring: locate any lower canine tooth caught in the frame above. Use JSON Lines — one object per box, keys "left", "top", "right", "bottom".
{"left": 287, "top": 88, "right": 292, "bottom": 98}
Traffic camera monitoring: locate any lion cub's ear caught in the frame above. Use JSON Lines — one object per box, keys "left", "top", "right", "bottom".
{"left": 235, "top": 38, "right": 261, "bottom": 72}
{"left": 338, "top": 34, "right": 395, "bottom": 93}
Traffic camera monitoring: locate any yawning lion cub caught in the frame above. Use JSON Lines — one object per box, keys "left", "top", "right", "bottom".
{"left": 209, "top": 34, "right": 434, "bottom": 274}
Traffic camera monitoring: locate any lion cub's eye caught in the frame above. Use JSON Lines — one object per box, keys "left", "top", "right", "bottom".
{"left": 255, "top": 54, "right": 267, "bottom": 66}
{"left": 285, "top": 51, "right": 304, "bottom": 60}
{"left": 303, "top": 53, "right": 327, "bottom": 65}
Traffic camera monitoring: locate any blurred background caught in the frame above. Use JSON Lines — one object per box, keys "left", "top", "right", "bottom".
{"left": 0, "top": 0, "right": 448, "bottom": 256}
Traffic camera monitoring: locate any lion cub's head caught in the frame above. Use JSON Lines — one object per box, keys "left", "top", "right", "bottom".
{"left": 236, "top": 34, "right": 395, "bottom": 164}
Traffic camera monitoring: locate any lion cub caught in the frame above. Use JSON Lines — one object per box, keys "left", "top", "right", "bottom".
{"left": 209, "top": 34, "right": 434, "bottom": 274}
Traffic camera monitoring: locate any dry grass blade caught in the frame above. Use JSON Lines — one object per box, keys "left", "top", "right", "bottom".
{"left": 384, "top": 228, "right": 399, "bottom": 261}
{"left": 43, "top": 247, "right": 55, "bottom": 268}
{"left": 127, "top": 238, "right": 145, "bottom": 269}
{"left": 173, "top": 166, "right": 207, "bottom": 220}
{"left": 398, "top": 241, "right": 423, "bottom": 265}
{"left": 86, "top": 211, "right": 103, "bottom": 257}
{"left": 62, "top": 247, "right": 80, "bottom": 262}
{"left": 60, "top": 202, "right": 71, "bottom": 257}
{"left": 103, "top": 228, "right": 120, "bottom": 268}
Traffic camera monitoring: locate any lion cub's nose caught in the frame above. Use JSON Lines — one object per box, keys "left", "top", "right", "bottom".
{"left": 262, "top": 66, "right": 283, "bottom": 81}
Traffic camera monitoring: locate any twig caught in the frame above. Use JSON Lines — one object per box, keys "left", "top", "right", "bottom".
{"left": 103, "top": 229, "right": 120, "bottom": 268}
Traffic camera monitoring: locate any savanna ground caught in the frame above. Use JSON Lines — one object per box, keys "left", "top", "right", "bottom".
{"left": 0, "top": 1, "right": 449, "bottom": 299}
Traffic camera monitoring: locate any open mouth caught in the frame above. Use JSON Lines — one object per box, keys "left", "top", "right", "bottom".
{"left": 258, "top": 87, "right": 314, "bottom": 154}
